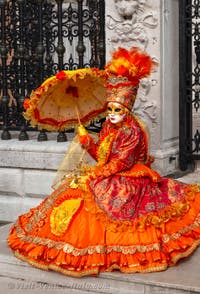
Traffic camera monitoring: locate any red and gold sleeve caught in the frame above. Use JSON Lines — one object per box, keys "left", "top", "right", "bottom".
{"left": 92, "top": 126, "right": 141, "bottom": 179}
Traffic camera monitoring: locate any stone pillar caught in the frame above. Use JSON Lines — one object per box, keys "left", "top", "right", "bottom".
{"left": 105, "top": 0, "right": 179, "bottom": 175}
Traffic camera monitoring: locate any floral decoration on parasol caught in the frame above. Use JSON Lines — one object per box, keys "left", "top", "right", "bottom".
{"left": 23, "top": 68, "right": 108, "bottom": 131}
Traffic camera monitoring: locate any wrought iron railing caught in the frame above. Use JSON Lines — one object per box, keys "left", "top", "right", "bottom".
{"left": 0, "top": 0, "right": 105, "bottom": 141}
{"left": 179, "top": 0, "right": 200, "bottom": 170}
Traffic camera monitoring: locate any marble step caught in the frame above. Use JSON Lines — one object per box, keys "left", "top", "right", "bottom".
{"left": 1, "top": 224, "right": 200, "bottom": 294}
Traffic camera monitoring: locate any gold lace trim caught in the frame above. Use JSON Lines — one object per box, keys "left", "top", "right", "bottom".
{"left": 14, "top": 250, "right": 171, "bottom": 276}
{"left": 24, "top": 182, "right": 71, "bottom": 233}
{"left": 14, "top": 251, "right": 99, "bottom": 277}
{"left": 14, "top": 211, "right": 200, "bottom": 256}
{"left": 15, "top": 222, "right": 161, "bottom": 255}
{"left": 171, "top": 238, "right": 200, "bottom": 264}
{"left": 162, "top": 212, "right": 200, "bottom": 243}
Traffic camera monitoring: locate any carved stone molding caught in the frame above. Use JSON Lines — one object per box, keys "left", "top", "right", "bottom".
{"left": 133, "top": 78, "right": 158, "bottom": 127}
{"left": 107, "top": 0, "right": 158, "bottom": 51}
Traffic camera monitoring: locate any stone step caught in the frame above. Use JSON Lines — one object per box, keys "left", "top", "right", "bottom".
{"left": 1, "top": 224, "right": 200, "bottom": 294}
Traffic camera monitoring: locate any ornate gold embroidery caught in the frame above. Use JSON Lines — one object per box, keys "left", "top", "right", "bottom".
{"left": 117, "top": 163, "right": 161, "bottom": 182}
{"left": 105, "top": 263, "right": 168, "bottom": 273}
{"left": 185, "top": 184, "right": 200, "bottom": 201}
{"left": 171, "top": 239, "right": 200, "bottom": 264}
{"left": 24, "top": 183, "right": 70, "bottom": 233}
{"left": 14, "top": 251, "right": 100, "bottom": 277}
{"left": 162, "top": 212, "right": 200, "bottom": 243}
{"left": 50, "top": 198, "right": 83, "bottom": 236}
{"left": 81, "top": 184, "right": 191, "bottom": 233}
{"left": 15, "top": 250, "right": 170, "bottom": 276}
{"left": 97, "top": 132, "right": 116, "bottom": 165}
{"left": 167, "top": 179, "right": 179, "bottom": 203}
{"left": 15, "top": 221, "right": 162, "bottom": 255}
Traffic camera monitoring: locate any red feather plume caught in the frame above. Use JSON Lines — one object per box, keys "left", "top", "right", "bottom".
{"left": 106, "top": 47, "right": 157, "bottom": 86}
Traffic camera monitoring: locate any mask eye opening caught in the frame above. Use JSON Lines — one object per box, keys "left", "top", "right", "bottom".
{"left": 115, "top": 108, "right": 122, "bottom": 113}
{"left": 107, "top": 107, "right": 112, "bottom": 112}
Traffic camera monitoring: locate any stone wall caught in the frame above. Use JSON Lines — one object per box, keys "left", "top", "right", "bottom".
{"left": 0, "top": 132, "right": 69, "bottom": 222}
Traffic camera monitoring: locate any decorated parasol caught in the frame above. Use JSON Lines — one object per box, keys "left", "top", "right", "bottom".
{"left": 23, "top": 68, "right": 108, "bottom": 131}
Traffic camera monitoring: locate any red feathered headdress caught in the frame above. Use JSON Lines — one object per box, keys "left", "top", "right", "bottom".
{"left": 105, "top": 47, "right": 156, "bottom": 110}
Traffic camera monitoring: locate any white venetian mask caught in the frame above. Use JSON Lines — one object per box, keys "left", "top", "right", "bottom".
{"left": 107, "top": 102, "right": 127, "bottom": 124}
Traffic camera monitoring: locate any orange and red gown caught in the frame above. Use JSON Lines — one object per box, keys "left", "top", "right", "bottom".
{"left": 7, "top": 114, "right": 200, "bottom": 277}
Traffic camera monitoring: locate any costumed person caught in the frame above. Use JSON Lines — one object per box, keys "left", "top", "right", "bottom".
{"left": 7, "top": 47, "right": 200, "bottom": 277}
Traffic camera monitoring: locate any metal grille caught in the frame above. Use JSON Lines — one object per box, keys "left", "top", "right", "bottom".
{"left": 0, "top": 0, "right": 105, "bottom": 141}
{"left": 179, "top": 0, "right": 200, "bottom": 170}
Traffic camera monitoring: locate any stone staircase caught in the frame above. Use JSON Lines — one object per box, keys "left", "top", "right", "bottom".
{"left": 1, "top": 224, "right": 200, "bottom": 294}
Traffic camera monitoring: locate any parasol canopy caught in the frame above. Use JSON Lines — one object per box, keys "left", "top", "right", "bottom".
{"left": 23, "top": 68, "right": 108, "bottom": 131}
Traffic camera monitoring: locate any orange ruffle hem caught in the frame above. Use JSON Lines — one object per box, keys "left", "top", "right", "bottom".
{"left": 7, "top": 182, "right": 200, "bottom": 278}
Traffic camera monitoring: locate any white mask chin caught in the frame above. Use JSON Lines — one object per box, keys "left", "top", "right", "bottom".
{"left": 108, "top": 113, "right": 126, "bottom": 124}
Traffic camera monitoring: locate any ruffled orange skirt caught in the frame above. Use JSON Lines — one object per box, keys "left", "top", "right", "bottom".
{"left": 7, "top": 180, "right": 200, "bottom": 277}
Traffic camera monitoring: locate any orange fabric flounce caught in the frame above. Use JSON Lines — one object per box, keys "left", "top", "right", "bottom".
{"left": 7, "top": 184, "right": 200, "bottom": 277}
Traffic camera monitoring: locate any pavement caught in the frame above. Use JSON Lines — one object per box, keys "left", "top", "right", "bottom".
{"left": 176, "top": 168, "right": 200, "bottom": 184}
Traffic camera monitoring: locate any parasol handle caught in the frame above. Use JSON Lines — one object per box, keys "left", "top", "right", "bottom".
{"left": 75, "top": 103, "right": 81, "bottom": 125}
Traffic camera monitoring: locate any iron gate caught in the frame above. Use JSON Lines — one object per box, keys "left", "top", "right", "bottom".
{"left": 179, "top": 0, "right": 200, "bottom": 170}
{"left": 0, "top": 0, "right": 105, "bottom": 141}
